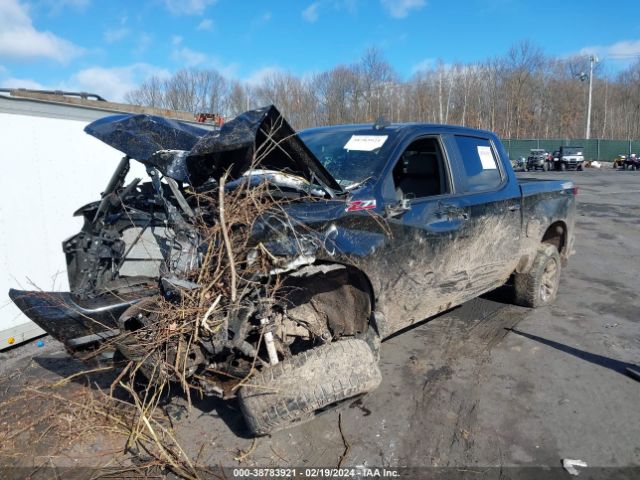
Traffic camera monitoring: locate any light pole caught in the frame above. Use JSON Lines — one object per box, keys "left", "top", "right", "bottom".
{"left": 585, "top": 55, "right": 598, "bottom": 140}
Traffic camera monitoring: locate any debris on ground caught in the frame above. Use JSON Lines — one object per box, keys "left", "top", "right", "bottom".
{"left": 562, "top": 458, "right": 588, "bottom": 476}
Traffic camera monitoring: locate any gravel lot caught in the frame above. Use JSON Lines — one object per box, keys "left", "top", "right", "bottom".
{"left": 1, "top": 167, "right": 639, "bottom": 479}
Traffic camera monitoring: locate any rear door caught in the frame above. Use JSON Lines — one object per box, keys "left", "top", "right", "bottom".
{"left": 440, "top": 133, "right": 522, "bottom": 297}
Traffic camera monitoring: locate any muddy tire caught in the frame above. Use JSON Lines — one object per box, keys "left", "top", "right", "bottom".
{"left": 238, "top": 338, "right": 382, "bottom": 436}
{"left": 514, "top": 244, "right": 561, "bottom": 308}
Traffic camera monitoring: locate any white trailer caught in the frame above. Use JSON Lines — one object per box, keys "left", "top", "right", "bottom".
{"left": 0, "top": 91, "right": 201, "bottom": 349}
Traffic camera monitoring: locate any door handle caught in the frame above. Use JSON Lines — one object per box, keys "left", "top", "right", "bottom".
{"left": 436, "top": 203, "right": 469, "bottom": 221}
{"left": 508, "top": 204, "right": 521, "bottom": 211}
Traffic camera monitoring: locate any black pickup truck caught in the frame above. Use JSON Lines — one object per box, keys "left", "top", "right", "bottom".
{"left": 9, "top": 106, "right": 577, "bottom": 435}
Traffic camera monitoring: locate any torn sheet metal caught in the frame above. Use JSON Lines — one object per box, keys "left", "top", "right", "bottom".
{"left": 84, "top": 114, "right": 209, "bottom": 181}
{"left": 186, "top": 105, "right": 342, "bottom": 192}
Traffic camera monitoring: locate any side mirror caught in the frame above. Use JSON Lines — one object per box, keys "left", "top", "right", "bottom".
{"left": 384, "top": 198, "right": 411, "bottom": 218}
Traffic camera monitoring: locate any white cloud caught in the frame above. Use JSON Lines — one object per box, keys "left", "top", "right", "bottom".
{"left": 302, "top": 3, "right": 320, "bottom": 23}
{"left": 0, "top": 0, "right": 84, "bottom": 62}
{"left": 134, "top": 32, "right": 153, "bottom": 55}
{"left": 164, "top": 0, "right": 217, "bottom": 15}
{"left": 579, "top": 40, "right": 640, "bottom": 60}
{"left": 70, "top": 64, "right": 171, "bottom": 102}
{"left": 411, "top": 57, "right": 435, "bottom": 73}
{"left": 168, "top": 37, "right": 239, "bottom": 76}
{"left": 252, "top": 11, "right": 272, "bottom": 26}
{"left": 1, "top": 76, "right": 45, "bottom": 90}
{"left": 171, "top": 46, "right": 208, "bottom": 67}
{"left": 380, "top": 0, "right": 426, "bottom": 18}
{"left": 41, "top": 0, "right": 90, "bottom": 14}
{"left": 244, "top": 66, "right": 285, "bottom": 86}
{"left": 197, "top": 18, "right": 214, "bottom": 31}
{"left": 104, "top": 26, "right": 130, "bottom": 43}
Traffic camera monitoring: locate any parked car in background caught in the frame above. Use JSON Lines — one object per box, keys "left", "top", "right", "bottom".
{"left": 624, "top": 154, "right": 640, "bottom": 170}
{"left": 512, "top": 156, "right": 526, "bottom": 171}
{"left": 613, "top": 155, "right": 627, "bottom": 169}
{"left": 526, "top": 149, "right": 552, "bottom": 171}
{"left": 556, "top": 146, "right": 584, "bottom": 171}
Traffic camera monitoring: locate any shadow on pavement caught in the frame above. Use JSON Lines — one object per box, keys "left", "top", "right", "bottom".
{"left": 507, "top": 328, "right": 640, "bottom": 381}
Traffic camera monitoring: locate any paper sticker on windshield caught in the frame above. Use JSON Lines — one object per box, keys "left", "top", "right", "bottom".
{"left": 344, "top": 135, "right": 388, "bottom": 151}
{"left": 477, "top": 146, "right": 497, "bottom": 169}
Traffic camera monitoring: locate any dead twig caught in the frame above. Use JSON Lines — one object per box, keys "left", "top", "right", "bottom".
{"left": 337, "top": 413, "right": 351, "bottom": 468}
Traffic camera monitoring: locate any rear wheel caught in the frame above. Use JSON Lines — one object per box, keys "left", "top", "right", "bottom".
{"left": 514, "top": 244, "right": 561, "bottom": 308}
{"left": 238, "top": 338, "right": 382, "bottom": 435}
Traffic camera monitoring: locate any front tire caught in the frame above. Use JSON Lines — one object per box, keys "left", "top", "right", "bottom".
{"left": 238, "top": 338, "right": 382, "bottom": 436}
{"left": 513, "top": 244, "right": 561, "bottom": 308}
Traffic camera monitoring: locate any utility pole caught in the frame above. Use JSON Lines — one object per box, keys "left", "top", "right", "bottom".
{"left": 586, "top": 55, "right": 597, "bottom": 140}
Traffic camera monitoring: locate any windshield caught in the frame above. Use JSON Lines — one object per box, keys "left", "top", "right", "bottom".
{"left": 298, "top": 127, "right": 397, "bottom": 187}
{"left": 563, "top": 147, "right": 583, "bottom": 155}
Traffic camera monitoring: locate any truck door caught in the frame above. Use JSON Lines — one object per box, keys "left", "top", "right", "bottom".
{"left": 374, "top": 133, "right": 521, "bottom": 334}
{"left": 442, "top": 133, "right": 522, "bottom": 296}
{"left": 374, "top": 135, "right": 472, "bottom": 332}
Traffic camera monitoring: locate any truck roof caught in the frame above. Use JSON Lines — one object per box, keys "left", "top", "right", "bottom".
{"left": 301, "top": 122, "right": 498, "bottom": 138}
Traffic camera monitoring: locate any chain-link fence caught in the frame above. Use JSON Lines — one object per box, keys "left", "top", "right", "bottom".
{"left": 501, "top": 138, "right": 640, "bottom": 161}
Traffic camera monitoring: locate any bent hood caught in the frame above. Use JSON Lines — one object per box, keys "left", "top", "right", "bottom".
{"left": 84, "top": 114, "right": 210, "bottom": 181}
{"left": 186, "top": 105, "right": 341, "bottom": 192}
{"left": 84, "top": 106, "right": 342, "bottom": 192}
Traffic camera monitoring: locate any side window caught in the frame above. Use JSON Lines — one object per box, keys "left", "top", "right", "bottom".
{"left": 454, "top": 135, "right": 502, "bottom": 192}
{"left": 392, "top": 137, "right": 449, "bottom": 199}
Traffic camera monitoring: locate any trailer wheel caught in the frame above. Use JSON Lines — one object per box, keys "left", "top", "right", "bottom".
{"left": 238, "top": 338, "right": 382, "bottom": 436}
{"left": 514, "top": 244, "right": 561, "bottom": 308}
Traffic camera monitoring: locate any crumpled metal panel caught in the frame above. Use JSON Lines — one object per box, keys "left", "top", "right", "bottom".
{"left": 84, "top": 114, "right": 209, "bottom": 180}
{"left": 186, "top": 105, "right": 342, "bottom": 191}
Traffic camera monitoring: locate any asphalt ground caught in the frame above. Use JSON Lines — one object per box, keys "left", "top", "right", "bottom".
{"left": 0, "top": 167, "right": 638, "bottom": 479}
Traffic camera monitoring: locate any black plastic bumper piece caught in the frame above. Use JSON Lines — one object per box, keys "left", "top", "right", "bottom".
{"left": 8, "top": 289, "right": 144, "bottom": 349}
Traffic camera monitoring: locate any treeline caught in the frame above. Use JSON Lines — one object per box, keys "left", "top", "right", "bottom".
{"left": 125, "top": 41, "right": 640, "bottom": 140}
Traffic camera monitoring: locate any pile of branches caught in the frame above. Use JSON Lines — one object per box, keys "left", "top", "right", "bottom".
{"left": 83, "top": 164, "right": 309, "bottom": 476}
{"left": 109, "top": 173, "right": 286, "bottom": 391}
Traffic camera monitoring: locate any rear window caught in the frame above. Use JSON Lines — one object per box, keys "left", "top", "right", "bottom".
{"left": 454, "top": 135, "right": 503, "bottom": 192}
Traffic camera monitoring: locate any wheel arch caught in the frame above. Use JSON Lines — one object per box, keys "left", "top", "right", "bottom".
{"left": 541, "top": 220, "right": 568, "bottom": 256}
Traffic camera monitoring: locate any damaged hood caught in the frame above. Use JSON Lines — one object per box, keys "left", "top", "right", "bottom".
{"left": 84, "top": 106, "right": 342, "bottom": 193}
{"left": 84, "top": 114, "right": 210, "bottom": 181}
{"left": 186, "top": 105, "right": 342, "bottom": 192}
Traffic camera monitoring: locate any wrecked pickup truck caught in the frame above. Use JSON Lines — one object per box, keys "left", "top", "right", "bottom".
{"left": 9, "top": 106, "right": 576, "bottom": 435}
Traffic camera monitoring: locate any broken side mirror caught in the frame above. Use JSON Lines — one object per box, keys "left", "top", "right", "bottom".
{"left": 384, "top": 198, "right": 411, "bottom": 218}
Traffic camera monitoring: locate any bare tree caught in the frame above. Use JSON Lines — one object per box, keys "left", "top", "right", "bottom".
{"left": 124, "top": 43, "right": 640, "bottom": 141}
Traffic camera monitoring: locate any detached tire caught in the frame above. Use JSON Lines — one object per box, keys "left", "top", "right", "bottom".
{"left": 514, "top": 244, "right": 561, "bottom": 308}
{"left": 238, "top": 338, "right": 382, "bottom": 436}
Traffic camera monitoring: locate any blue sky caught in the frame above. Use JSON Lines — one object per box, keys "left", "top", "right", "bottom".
{"left": 1, "top": 0, "right": 640, "bottom": 102}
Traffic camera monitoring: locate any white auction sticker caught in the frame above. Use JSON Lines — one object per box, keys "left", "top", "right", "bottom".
{"left": 343, "top": 135, "right": 388, "bottom": 151}
{"left": 477, "top": 146, "right": 497, "bottom": 169}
